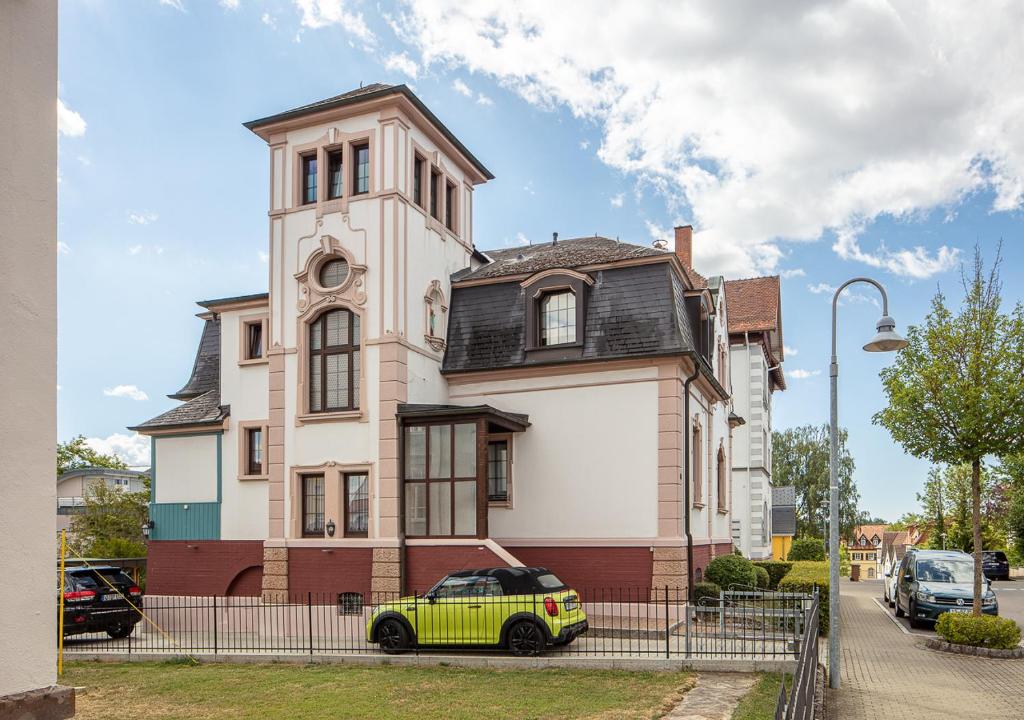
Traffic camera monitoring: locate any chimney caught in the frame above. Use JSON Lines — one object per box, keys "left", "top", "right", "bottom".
{"left": 674, "top": 225, "right": 693, "bottom": 268}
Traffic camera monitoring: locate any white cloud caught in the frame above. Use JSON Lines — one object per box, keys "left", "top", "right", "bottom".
{"left": 610, "top": 192, "right": 625, "bottom": 208}
{"left": 452, "top": 78, "right": 473, "bottom": 97}
{"left": 784, "top": 345, "right": 798, "bottom": 356}
{"left": 57, "top": 99, "right": 86, "bottom": 137}
{"left": 476, "top": 93, "right": 494, "bottom": 106}
{"left": 57, "top": 241, "right": 71, "bottom": 255}
{"left": 787, "top": 368, "right": 821, "bottom": 380}
{"left": 807, "top": 282, "right": 834, "bottom": 295}
{"left": 645, "top": 220, "right": 671, "bottom": 246}
{"left": 127, "top": 211, "right": 159, "bottom": 225}
{"left": 128, "top": 245, "right": 143, "bottom": 255}
{"left": 780, "top": 268, "right": 805, "bottom": 279}
{"left": 103, "top": 385, "right": 149, "bottom": 402}
{"left": 220, "top": 0, "right": 240, "bottom": 9}
{"left": 84, "top": 432, "right": 151, "bottom": 468}
{"left": 384, "top": 52, "right": 419, "bottom": 78}
{"left": 807, "top": 281, "right": 879, "bottom": 307}
{"left": 261, "top": 12, "right": 277, "bottom": 28}
{"left": 391, "top": 2, "right": 1024, "bottom": 278}
{"left": 514, "top": 232, "right": 529, "bottom": 245}
{"left": 579, "top": 139, "right": 590, "bottom": 150}
{"left": 294, "top": 0, "right": 374, "bottom": 43}
{"left": 523, "top": 181, "right": 535, "bottom": 195}
{"left": 159, "top": 0, "right": 185, "bottom": 11}
{"left": 258, "top": 250, "right": 269, "bottom": 263}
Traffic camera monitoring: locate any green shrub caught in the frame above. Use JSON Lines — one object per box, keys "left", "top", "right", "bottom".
{"left": 753, "top": 561, "right": 793, "bottom": 590}
{"left": 778, "top": 561, "right": 829, "bottom": 634}
{"left": 753, "top": 566, "right": 770, "bottom": 589}
{"left": 787, "top": 537, "right": 826, "bottom": 561}
{"left": 705, "top": 554, "right": 757, "bottom": 590}
{"left": 693, "top": 581, "right": 722, "bottom": 606}
{"left": 935, "top": 613, "right": 1021, "bottom": 650}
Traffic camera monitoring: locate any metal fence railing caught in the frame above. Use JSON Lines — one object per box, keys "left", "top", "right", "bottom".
{"left": 774, "top": 591, "right": 820, "bottom": 720}
{"left": 62, "top": 586, "right": 816, "bottom": 660}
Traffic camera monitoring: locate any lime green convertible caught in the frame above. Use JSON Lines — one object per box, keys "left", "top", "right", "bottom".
{"left": 366, "top": 567, "right": 588, "bottom": 655}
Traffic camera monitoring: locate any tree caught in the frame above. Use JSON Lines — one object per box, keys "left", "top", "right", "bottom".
{"left": 773, "top": 424, "right": 861, "bottom": 541}
{"left": 887, "top": 512, "right": 924, "bottom": 531}
{"left": 918, "top": 467, "right": 947, "bottom": 549}
{"left": 69, "top": 478, "right": 149, "bottom": 558}
{"left": 58, "top": 435, "right": 127, "bottom": 476}
{"left": 875, "top": 247, "right": 1024, "bottom": 614}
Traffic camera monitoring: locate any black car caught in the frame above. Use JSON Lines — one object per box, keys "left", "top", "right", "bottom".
{"left": 983, "top": 551, "right": 1010, "bottom": 581}
{"left": 62, "top": 566, "right": 143, "bottom": 639}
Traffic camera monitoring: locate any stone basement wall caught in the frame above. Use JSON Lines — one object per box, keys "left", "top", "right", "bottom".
{"left": 371, "top": 547, "right": 401, "bottom": 601}
{"left": 261, "top": 546, "right": 288, "bottom": 602}
{"left": 651, "top": 546, "right": 687, "bottom": 600}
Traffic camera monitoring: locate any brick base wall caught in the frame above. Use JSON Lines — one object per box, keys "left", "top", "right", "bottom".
{"left": 501, "top": 546, "right": 654, "bottom": 592}
{"left": 147, "top": 540, "right": 264, "bottom": 596}
{"left": 287, "top": 547, "right": 373, "bottom": 600}
{"left": 405, "top": 545, "right": 509, "bottom": 594}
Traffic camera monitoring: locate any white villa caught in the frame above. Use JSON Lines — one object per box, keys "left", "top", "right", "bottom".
{"left": 132, "top": 84, "right": 782, "bottom": 600}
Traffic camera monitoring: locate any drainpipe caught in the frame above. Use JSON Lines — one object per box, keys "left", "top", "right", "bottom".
{"left": 682, "top": 357, "right": 700, "bottom": 602}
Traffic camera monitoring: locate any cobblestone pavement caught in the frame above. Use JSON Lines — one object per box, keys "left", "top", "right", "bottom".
{"left": 664, "top": 672, "right": 757, "bottom": 719}
{"left": 831, "top": 580, "right": 1024, "bottom": 719}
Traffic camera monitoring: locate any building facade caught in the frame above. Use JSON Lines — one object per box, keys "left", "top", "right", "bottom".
{"left": 133, "top": 84, "right": 739, "bottom": 601}
{"left": 726, "top": 277, "right": 785, "bottom": 559}
{"left": 847, "top": 524, "right": 886, "bottom": 580}
{"left": 56, "top": 467, "right": 149, "bottom": 532}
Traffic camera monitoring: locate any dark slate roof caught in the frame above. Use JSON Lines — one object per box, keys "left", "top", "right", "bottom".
{"left": 772, "top": 485, "right": 796, "bottom": 507}
{"left": 772, "top": 505, "right": 797, "bottom": 536}
{"left": 443, "top": 262, "right": 702, "bottom": 373}
{"left": 197, "top": 292, "right": 269, "bottom": 309}
{"left": 243, "top": 83, "right": 494, "bottom": 180}
{"left": 129, "top": 390, "right": 228, "bottom": 432}
{"left": 170, "top": 317, "right": 221, "bottom": 401}
{"left": 460, "top": 236, "right": 668, "bottom": 282}
{"left": 396, "top": 403, "right": 530, "bottom": 431}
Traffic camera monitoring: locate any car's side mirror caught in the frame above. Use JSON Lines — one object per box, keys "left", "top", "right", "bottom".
{"left": 883, "top": 571, "right": 890, "bottom": 577}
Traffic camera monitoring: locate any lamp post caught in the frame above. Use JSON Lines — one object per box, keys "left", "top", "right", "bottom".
{"left": 828, "top": 278, "right": 908, "bottom": 690}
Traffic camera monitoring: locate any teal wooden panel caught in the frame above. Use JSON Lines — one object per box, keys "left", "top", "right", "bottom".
{"left": 149, "top": 502, "right": 221, "bottom": 540}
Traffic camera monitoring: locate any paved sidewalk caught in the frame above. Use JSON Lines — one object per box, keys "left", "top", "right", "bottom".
{"left": 831, "top": 580, "right": 1024, "bottom": 719}
{"left": 664, "top": 672, "right": 757, "bottom": 719}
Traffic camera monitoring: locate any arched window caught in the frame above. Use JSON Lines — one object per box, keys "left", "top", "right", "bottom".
{"left": 692, "top": 418, "right": 703, "bottom": 505}
{"left": 717, "top": 444, "right": 727, "bottom": 511}
{"left": 308, "top": 308, "right": 360, "bottom": 412}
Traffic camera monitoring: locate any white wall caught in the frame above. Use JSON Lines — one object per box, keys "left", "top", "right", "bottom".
{"left": 155, "top": 435, "right": 219, "bottom": 504}
{"left": 0, "top": 0, "right": 57, "bottom": 697}
{"left": 452, "top": 367, "right": 660, "bottom": 539}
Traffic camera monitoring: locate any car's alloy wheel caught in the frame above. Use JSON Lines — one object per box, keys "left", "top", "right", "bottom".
{"left": 106, "top": 623, "right": 133, "bottom": 639}
{"left": 377, "top": 619, "right": 409, "bottom": 654}
{"left": 908, "top": 600, "right": 923, "bottom": 629}
{"left": 507, "top": 621, "right": 545, "bottom": 657}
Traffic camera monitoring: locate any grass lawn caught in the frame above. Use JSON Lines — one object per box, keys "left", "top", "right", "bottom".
{"left": 64, "top": 661, "right": 693, "bottom": 720}
{"left": 730, "top": 673, "right": 786, "bottom": 720}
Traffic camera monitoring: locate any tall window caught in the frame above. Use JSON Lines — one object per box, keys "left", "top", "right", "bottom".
{"left": 413, "top": 155, "right": 425, "bottom": 208}
{"left": 487, "top": 439, "right": 509, "bottom": 502}
{"left": 246, "top": 427, "right": 263, "bottom": 476}
{"left": 539, "top": 290, "right": 576, "bottom": 346}
{"left": 352, "top": 143, "right": 369, "bottom": 194}
{"left": 444, "top": 181, "right": 456, "bottom": 232}
{"left": 301, "top": 153, "right": 317, "bottom": 205}
{"left": 345, "top": 473, "right": 368, "bottom": 536}
{"left": 692, "top": 421, "right": 703, "bottom": 504}
{"left": 245, "top": 320, "right": 263, "bottom": 360}
{"left": 302, "top": 474, "right": 325, "bottom": 536}
{"left": 327, "top": 149, "right": 343, "bottom": 199}
{"left": 429, "top": 168, "right": 441, "bottom": 219}
{"left": 717, "top": 445, "right": 727, "bottom": 511}
{"left": 404, "top": 422, "right": 477, "bottom": 537}
{"left": 308, "top": 309, "right": 360, "bottom": 412}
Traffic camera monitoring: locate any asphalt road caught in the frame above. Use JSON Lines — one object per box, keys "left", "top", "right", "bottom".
{"left": 863, "top": 577, "right": 1024, "bottom": 638}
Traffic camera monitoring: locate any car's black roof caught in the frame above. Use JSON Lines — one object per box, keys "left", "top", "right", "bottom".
{"left": 65, "top": 566, "right": 122, "bottom": 573}
{"left": 907, "top": 549, "right": 971, "bottom": 559}
{"left": 445, "top": 567, "right": 565, "bottom": 594}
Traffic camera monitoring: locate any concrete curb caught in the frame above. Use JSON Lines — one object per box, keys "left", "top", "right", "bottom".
{"left": 67, "top": 652, "right": 795, "bottom": 673}
{"left": 925, "top": 639, "right": 1024, "bottom": 659}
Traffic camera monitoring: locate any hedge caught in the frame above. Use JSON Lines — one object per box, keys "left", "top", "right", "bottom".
{"left": 753, "top": 566, "right": 770, "bottom": 590}
{"left": 778, "top": 561, "right": 829, "bottom": 634}
{"left": 693, "top": 581, "right": 722, "bottom": 606}
{"left": 705, "top": 554, "right": 757, "bottom": 590}
{"left": 787, "top": 537, "right": 826, "bottom": 561}
{"left": 935, "top": 613, "right": 1021, "bottom": 650}
{"left": 753, "top": 560, "right": 793, "bottom": 590}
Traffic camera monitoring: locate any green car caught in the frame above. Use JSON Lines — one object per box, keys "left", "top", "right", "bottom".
{"left": 366, "top": 567, "right": 588, "bottom": 656}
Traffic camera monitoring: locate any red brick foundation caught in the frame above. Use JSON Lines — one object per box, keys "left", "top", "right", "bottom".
{"left": 147, "top": 540, "right": 264, "bottom": 596}
{"left": 502, "top": 546, "right": 654, "bottom": 592}
{"left": 404, "top": 545, "right": 509, "bottom": 594}
{"left": 287, "top": 547, "right": 373, "bottom": 600}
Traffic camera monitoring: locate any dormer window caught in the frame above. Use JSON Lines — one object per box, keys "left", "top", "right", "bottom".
{"left": 301, "top": 153, "right": 318, "bottom": 205}
{"left": 539, "top": 290, "right": 576, "bottom": 346}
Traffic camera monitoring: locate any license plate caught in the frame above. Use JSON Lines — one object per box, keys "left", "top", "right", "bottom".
{"left": 564, "top": 596, "right": 578, "bottom": 611}
{"left": 948, "top": 607, "right": 971, "bottom": 613}
{"left": 101, "top": 594, "right": 122, "bottom": 602}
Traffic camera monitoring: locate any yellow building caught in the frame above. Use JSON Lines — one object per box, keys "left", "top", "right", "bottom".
{"left": 771, "top": 486, "right": 795, "bottom": 560}
{"left": 846, "top": 524, "right": 886, "bottom": 580}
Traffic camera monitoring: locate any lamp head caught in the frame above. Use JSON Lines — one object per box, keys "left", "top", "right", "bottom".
{"left": 863, "top": 315, "right": 909, "bottom": 353}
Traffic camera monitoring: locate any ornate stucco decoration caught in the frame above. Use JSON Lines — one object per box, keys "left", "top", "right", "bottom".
{"left": 423, "top": 280, "right": 448, "bottom": 351}
{"left": 295, "top": 234, "right": 367, "bottom": 314}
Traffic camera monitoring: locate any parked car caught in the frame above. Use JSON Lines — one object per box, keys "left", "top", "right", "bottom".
{"left": 982, "top": 550, "right": 1011, "bottom": 581}
{"left": 61, "top": 566, "right": 143, "bottom": 639}
{"left": 882, "top": 560, "right": 898, "bottom": 607}
{"left": 895, "top": 549, "right": 998, "bottom": 629}
{"left": 366, "top": 567, "right": 588, "bottom": 656}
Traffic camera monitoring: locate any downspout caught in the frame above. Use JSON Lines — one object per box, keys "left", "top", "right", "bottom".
{"left": 682, "top": 358, "right": 700, "bottom": 602}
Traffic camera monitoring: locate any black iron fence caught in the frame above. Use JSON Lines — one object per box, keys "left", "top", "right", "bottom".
{"left": 774, "top": 591, "right": 820, "bottom": 720}
{"left": 62, "top": 586, "right": 815, "bottom": 660}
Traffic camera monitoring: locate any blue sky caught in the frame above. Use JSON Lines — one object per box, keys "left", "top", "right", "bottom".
{"left": 57, "top": 1, "right": 1024, "bottom": 521}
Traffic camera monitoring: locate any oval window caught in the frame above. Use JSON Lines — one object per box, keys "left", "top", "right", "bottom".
{"left": 319, "top": 258, "right": 349, "bottom": 288}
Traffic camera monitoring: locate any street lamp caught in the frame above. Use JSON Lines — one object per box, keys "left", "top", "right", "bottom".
{"left": 828, "top": 278, "right": 908, "bottom": 690}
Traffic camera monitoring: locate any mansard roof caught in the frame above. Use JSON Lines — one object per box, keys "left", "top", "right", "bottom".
{"left": 243, "top": 83, "right": 494, "bottom": 181}
{"left": 129, "top": 389, "right": 228, "bottom": 432}
{"left": 169, "top": 316, "right": 221, "bottom": 401}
